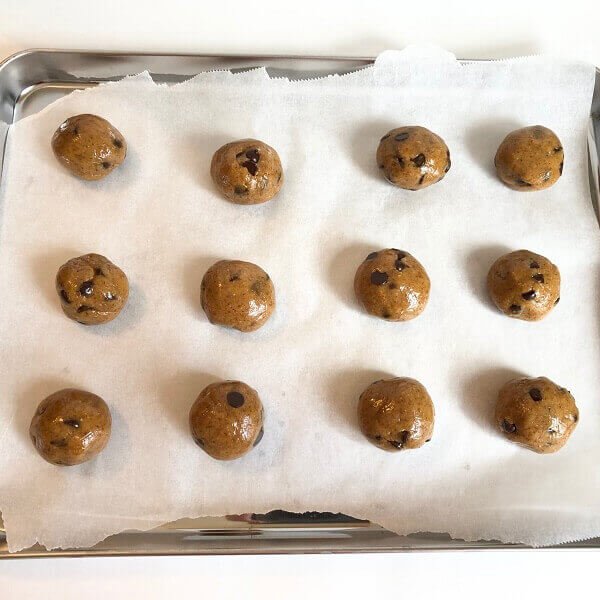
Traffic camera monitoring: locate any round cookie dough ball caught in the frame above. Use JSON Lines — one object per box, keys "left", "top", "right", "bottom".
{"left": 494, "top": 125, "right": 563, "bottom": 191}
{"left": 210, "top": 139, "right": 283, "bottom": 204}
{"left": 354, "top": 248, "right": 430, "bottom": 321}
{"left": 189, "top": 380, "right": 264, "bottom": 460}
{"left": 358, "top": 377, "right": 434, "bottom": 451}
{"left": 29, "top": 388, "right": 112, "bottom": 466}
{"left": 51, "top": 114, "right": 127, "bottom": 181}
{"left": 376, "top": 126, "right": 451, "bottom": 190}
{"left": 201, "top": 259, "right": 275, "bottom": 332}
{"left": 56, "top": 253, "right": 129, "bottom": 325}
{"left": 487, "top": 249, "right": 560, "bottom": 321}
{"left": 495, "top": 376, "right": 578, "bottom": 454}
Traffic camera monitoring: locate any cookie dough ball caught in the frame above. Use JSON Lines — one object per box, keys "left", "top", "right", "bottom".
{"left": 495, "top": 376, "right": 578, "bottom": 453}
{"left": 376, "top": 126, "right": 450, "bottom": 190}
{"left": 494, "top": 125, "right": 563, "bottom": 191}
{"left": 51, "top": 114, "right": 127, "bottom": 181}
{"left": 354, "top": 249, "right": 430, "bottom": 321}
{"left": 487, "top": 250, "right": 560, "bottom": 321}
{"left": 189, "top": 380, "right": 264, "bottom": 460}
{"left": 56, "top": 253, "right": 129, "bottom": 325}
{"left": 358, "top": 377, "right": 434, "bottom": 451}
{"left": 29, "top": 388, "right": 112, "bottom": 466}
{"left": 210, "top": 139, "right": 283, "bottom": 204}
{"left": 201, "top": 259, "right": 275, "bottom": 332}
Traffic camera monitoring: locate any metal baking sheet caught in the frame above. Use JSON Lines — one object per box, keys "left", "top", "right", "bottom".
{"left": 0, "top": 50, "right": 599, "bottom": 558}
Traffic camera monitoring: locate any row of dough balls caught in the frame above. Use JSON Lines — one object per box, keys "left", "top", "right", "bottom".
{"left": 52, "top": 114, "right": 565, "bottom": 196}
{"left": 29, "top": 373, "right": 579, "bottom": 468}
{"left": 54, "top": 248, "right": 560, "bottom": 329}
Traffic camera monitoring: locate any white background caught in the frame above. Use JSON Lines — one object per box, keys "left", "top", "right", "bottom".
{"left": 0, "top": 0, "right": 598, "bottom": 596}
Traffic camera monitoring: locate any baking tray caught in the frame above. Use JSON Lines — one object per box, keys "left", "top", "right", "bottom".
{"left": 0, "top": 50, "right": 599, "bottom": 558}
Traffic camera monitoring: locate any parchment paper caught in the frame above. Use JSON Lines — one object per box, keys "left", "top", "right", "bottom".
{"left": 0, "top": 47, "right": 598, "bottom": 552}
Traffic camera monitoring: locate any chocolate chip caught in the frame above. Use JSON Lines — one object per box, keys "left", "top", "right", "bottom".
{"left": 573, "top": 413, "right": 579, "bottom": 423}
{"left": 366, "top": 251, "right": 378, "bottom": 260}
{"left": 253, "top": 427, "right": 264, "bottom": 447}
{"left": 242, "top": 160, "right": 258, "bottom": 176}
{"left": 245, "top": 148, "right": 260, "bottom": 163}
{"left": 554, "top": 146, "right": 563, "bottom": 153}
{"left": 94, "top": 268, "right": 104, "bottom": 276}
{"left": 559, "top": 161, "right": 564, "bottom": 175}
{"left": 226, "top": 391, "right": 245, "bottom": 408}
{"left": 529, "top": 388, "right": 543, "bottom": 401}
{"left": 532, "top": 274, "right": 545, "bottom": 283}
{"left": 425, "top": 438, "right": 431, "bottom": 443}
{"left": 522, "top": 290, "right": 537, "bottom": 300}
{"left": 509, "top": 304, "right": 522, "bottom": 314}
{"left": 77, "top": 305, "right": 93, "bottom": 313}
{"left": 418, "top": 174, "right": 425, "bottom": 185}
{"left": 400, "top": 430, "right": 410, "bottom": 444}
{"left": 445, "top": 156, "right": 451, "bottom": 173}
{"left": 79, "top": 280, "right": 94, "bottom": 296}
{"left": 229, "top": 273, "right": 240, "bottom": 282}
{"left": 370, "top": 270, "right": 388, "bottom": 285}
{"left": 63, "top": 418, "right": 80, "bottom": 428}
{"left": 389, "top": 283, "right": 397, "bottom": 290}
{"left": 380, "top": 134, "right": 390, "bottom": 142}
{"left": 102, "top": 161, "right": 111, "bottom": 169}
{"left": 378, "top": 164, "right": 384, "bottom": 169}
{"left": 277, "top": 171, "right": 282, "bottom": 182}
{"left": 394, "top": 132, "right": 409, "bottom": 141}
{"left": 516, "top": 178, "right": 532, "bottom": 187}
{"left": 388, "top": 439, "right": 403, "bottom": 449}
{"left": 502, "top": 419, "right": 517, "bottom": 433}
{"left": 60, "top": 289, "right": 71, "bottom": 304}
{"left": 104, "top": 291, "right": 116, "bottom": 301}
{"left": 393, "top": 250, "right": 406, "bottom": 259}
{"left": 394, "top": 259, "right": 405, "bottom": 271}
{"left": 193, "top": 435, "right": 204, "bottom": 447}
{"left": 397, "top": 156, "right": 404, "bottom": 166}
{"left": 530, "top": 261, "right": 540, "bottom": 269}
{"left": 72, "top": 126, "right": 79, "bottom": 135}
{"left": 234, "top": 185, "right": 248, "bottom": 195}
{"left": 374, "top": 435, "right": 382, "bottom": 441}
{"left": 555, "top": 296, "right": 560, "bottom": 305}
{"left": 113, "top": 139, "right": 123, "bottom": 148}
{"left": 251, "top": 281, "right": 263, "bottom": 294}
{"left": 50, "top": 438, "right": 68, "bottom": 447}
{"left": 411, "top": 154, "right": 426, "bottom": 167}
{"left": 382, "top": 311, "right": 391, "bottom": 319}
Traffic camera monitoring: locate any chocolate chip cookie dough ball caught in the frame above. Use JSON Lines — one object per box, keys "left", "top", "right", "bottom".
{"left": 354, "top": 249, "right": 430, "bottom": 321}
{"left": 210, "top": 139, "right": 283, "bottom": 204}
{"left": 358, "top": 377, "right": 434, "bottom": 451}
{"left": 201, "top": 259, "right": 275, "bottom": 332}
{"left": 487, "top": 250, "right": 560, "bottom": 321}
{"left": 56, "top": 253, "right": 129, "bottom": 325}
{"left": 189, "top": 380, "right": 264, "bottom": 460}
{"left": 494, "top": 126, "right": 563, "bottom": 191}
{"left": 376, "top": 126, "right": 450, "bottom": 190}
{"left": 51, "top": 114, "right": 127, "bottom": 181}
{"left": 495, "top": 376, "right": 578, "bottom": 454}
{"left": 29, "top": 388, "right": 112, "bottom": 466}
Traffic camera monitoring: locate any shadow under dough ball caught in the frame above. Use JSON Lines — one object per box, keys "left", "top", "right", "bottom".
{"left": 56, "top": 253, "right": 129, "bottom": 325}
{"left": 358, "top": 377, "right": 434, "bottom": 452}
{"left": 354, "top": 248, "right": 430, "bottom": 321}
{"left": 494, "top": 125, "right": 563, "bottom": 191}
{"left": 51, "top": 114, "right": 127, "bottom": 181}
{"left": 29, "top": 388, "right": 112, "bottom": 466}
{"left": 189, "top": 380, "right": 264, "bottom": 460}
{"left": 210, "top": 138, "right": 284, "bottom": 204}
{"left": 201, "top": 259, "right": 275, "bottom": 332}
{"left": 495, "top": 376, "right": 578, "bottom": 453}
{"left": 376, "top": 126, "right": 451, "bottom": 190}
{"left": 487, "top": 249, "right": 560, "bottom": 321}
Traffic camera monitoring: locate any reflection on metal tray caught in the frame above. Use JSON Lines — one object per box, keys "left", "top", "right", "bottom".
{"left": 0, "top": 50, "right": 599, "bottom": 558}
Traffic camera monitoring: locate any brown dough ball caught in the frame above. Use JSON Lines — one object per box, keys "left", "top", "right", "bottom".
{"left": 51, "top": 114, "right": 127, "bottom": 181}
{"left": 29, "top": 388, "right": 112, "bottom": 466}
{"left": 56, "top": 253, "right": 129, "bottom": 325}
{"left": 487, "top": 250, "right": 560, "bottom": 321}
{"left": 201, "top": 259, "right": 275, "bottom": 332}
{"left": 354, "top": 249, "right": 430, "bottom": 321}
{"left": 189, "top": 380, "right": 264, "bottom": 460}
{"left": 494, "top": 125, "right": 563, "bottom": 191}
{"left": 210, "top": 139, "right": 283, "bottom": 204}
{"left": 376, "top": 126, "right": 451, "bottom": 190}
{"left": 495, "top": 376, "right": 578, "bottom": 453}
{"left": 358, "top": 377, "right": 434, "bottom": 451}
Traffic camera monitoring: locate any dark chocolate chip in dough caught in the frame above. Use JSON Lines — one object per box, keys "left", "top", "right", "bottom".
{"left": 242, "top": 160, "right": 258, "bottom": 176}
{"left": 382, "top": 311, "right": 392, "bottom": 319}
{"left": 411, "top": 154, "right": 426, "bottom": 167}
{"left": 193, "top": 435, "right": 205, "bottom": 447}
{"left": 63, "top": 418, "right": 81, "bottom": 428}
{"left": 502, "top": 419, "right": 517, "bottom": 433}
{"left": 555, "top": 297, "right": 560, "bottom": 305}
{"left": 227, "top": 391, "right": 245, "bottom": 408}
{"left": 418, "top": 174, "right": 425, "bottom": 185}
{"left": 532, "top": 274, "right": 545, "bottom": 283}
{"left": 389, "top": 283, "right": 397, "bottom": 290}
{"left": 366, "top": 252, "right": 378, "bottom": 260}
{"left": 113, "top": 138, "right": 123, "bottom": 148}
{"left": 72, "top": 126, "right": 79, "bottom": 136}
{"left": 573, "top": 413, "right": 579, "bottom": 422}
{"left": 394, "top": 132, "right": 409, "bottom": 141}
{"left": 394, "top": 259, "right": 405, "bottom": 271}
{"left": 388, "top": 439, "right": 403, "bottom": 449}
{"left": 554, "top": 146, "right": 563, "bottom": 153}
{"left": 509, "top": 304, "right": 522, "bottom": 314}
{"left": 253, "top": 427, "right": 264, "bottom": 447}
{"left": 559, "top": 161, "right": 564, "bottom": 175}
{"left": 102, "top": 161, "right": 111, "bottom": 169}
{"left": 60, "top": 289, "right": 71, "bottom": 304}
{"left": 397, "top": 156, "right": 404, "bottom": 166}
{"left": 522, "top": 290, "right": 537, "bottom": 301}
{"left": 234, "top": 185, "right": 248, "bottom": 195}
{"left": 529, "top": 388, "right": 543, "bottom": 401}
{"left": 378, "top": 164, "right": 384, "bottom": 169}
{"left": 229, "top": 273, "right": 240, "bottom": 282}
{"left": 79, "top": 280, "right": 94, "bottom": 296}
{"left": 530, "top": 261, "right": 540, "bottom": 269}
{"left": 77, "top": 305, "right": 94, "bottom": 313}
{"left": 516, "top": 178, "right": 532, "bottom": 187}
{"left": 370, "top": 270, "right": 388, "bottom": 285}
{"left": 425, "top": 438, "right": 432, "bottom": 443}
{"left": 245, "top": 148, "right": 260, "bottom": 163}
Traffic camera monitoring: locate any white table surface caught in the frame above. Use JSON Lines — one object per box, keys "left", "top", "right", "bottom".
{"left": 0, "top": 0, "right": 598, "bottom": 597}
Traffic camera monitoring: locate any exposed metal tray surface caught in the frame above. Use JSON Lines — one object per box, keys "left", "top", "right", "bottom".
{"left": 0, "top": 50, "right": 599, "bottom": 558}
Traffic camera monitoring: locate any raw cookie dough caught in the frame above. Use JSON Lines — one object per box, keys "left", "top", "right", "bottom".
{"left": 487, "top": 249, "right": 560, "bottom": 321}
{"left": 210, "top": 139, "right": 283, "bottom": 204}
{"left": 354, "top": 248, "right": 430, "bottom": 321}
{"left": 56, "top": 253, "right": 129, "bottom": 325}
{"left": 201, "top": 259, "right": 275, "bottom": 332}
{"left": 51, "top": 114, "right": 127, "bottom": 181}
{"left": 494, "top": 125, "right": 564, "bottom": 191}
{"left": 29, "top": 388, "right": 112, "bottom": 466}
{"left": 376, "top": 126, "right": 451, "bottom": 190}
{"left": 189, "top": 380, "right": 264, "bottom": 460}
{"left": 495, "top": 376, "right": 578, "bottom": 453}
{"left": 358, "top": 377, "right": 434, "bottom": 451}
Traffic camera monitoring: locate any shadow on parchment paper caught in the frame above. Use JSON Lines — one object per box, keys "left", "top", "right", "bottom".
{"left": 464, "top": 244, "right": 512, "bottom": 311}
{"left": 350, "top": 120, "right": 399, "bottom": 182}
{"left": 324, "top": 367, "right": 395, "bottom": 443}
{"left": 459, "top": 366, "right": 525, "bottom": 433}
{"left": 327, "top": 242, "right": 374, "bottom": 311}
{"left": 464, "top": 118, "right": 522, "bottom": 178}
